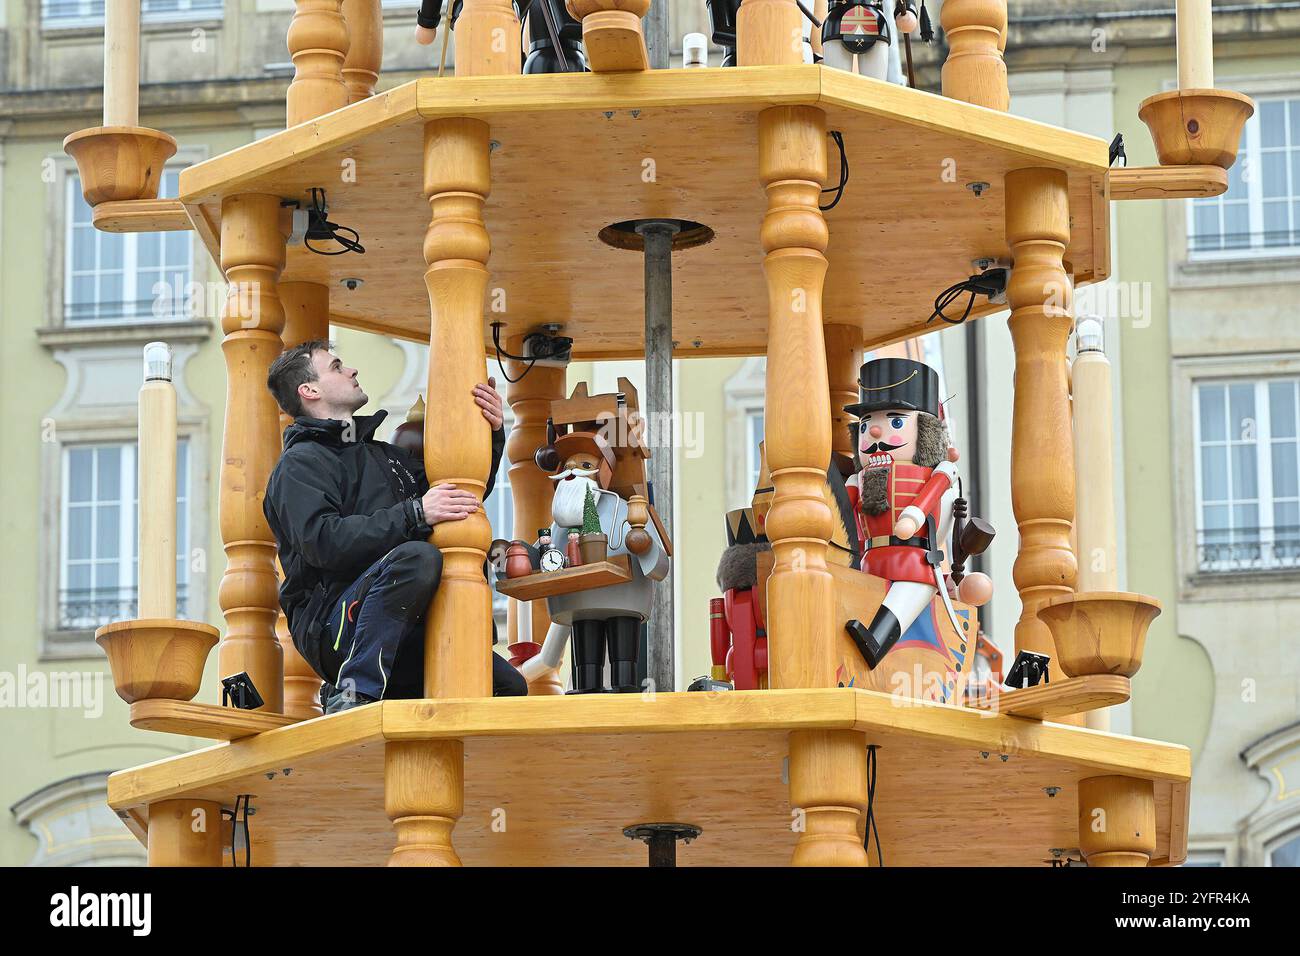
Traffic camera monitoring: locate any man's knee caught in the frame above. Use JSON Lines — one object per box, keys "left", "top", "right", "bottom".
{"left": 382, "top": 541, "right": 443, "bottom": 611}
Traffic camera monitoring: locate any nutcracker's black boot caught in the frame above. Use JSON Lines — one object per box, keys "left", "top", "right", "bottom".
{"left": 567, "top": 619, "right": 607, "bottom": 694}
{"left": 845, "top": 606, "right": 903, "bottom": 670}
{"left": 606, "top": 616, "right": 641, "bottom": 693}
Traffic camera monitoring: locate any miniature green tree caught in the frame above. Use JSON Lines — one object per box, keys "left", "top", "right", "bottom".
{"left": 580, "top": 485, "right": 602, "bottom": 535}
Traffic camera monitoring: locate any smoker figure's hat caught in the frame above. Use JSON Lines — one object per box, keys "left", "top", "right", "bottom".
{"left": 553, "top": 430, "right": 616, "bottom": 488}
{"left": 843, "top": 357, "right": 941, "bottom": 418}
{"left": 724, "top": 507, "right": 765, "bottom": 547}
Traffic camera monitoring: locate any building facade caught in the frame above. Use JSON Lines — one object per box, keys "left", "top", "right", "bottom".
{"left": 1, "top": 0, "right": 1295, "bottom": 866}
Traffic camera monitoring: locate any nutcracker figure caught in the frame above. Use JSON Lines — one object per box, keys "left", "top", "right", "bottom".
{"left": 843, "top": 357, "right": 991, "bottom": 668}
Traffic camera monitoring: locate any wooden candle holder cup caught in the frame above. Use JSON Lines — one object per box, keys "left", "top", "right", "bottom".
{"left": 96, "top": 618, "right": 219, "bottom": 703}
{"left": 63, "top": 126, "right": 178, "bottom": 205}
{"left": 1036, "top": 591, "right": 1162, "bottom": 679}
{"left": 1137, "top": 89, "right": 1255, "bottom": 169}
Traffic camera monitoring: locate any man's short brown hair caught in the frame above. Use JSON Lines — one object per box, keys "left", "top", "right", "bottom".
{"left": 267, "top": 339, "right": 332, "bottom": 419}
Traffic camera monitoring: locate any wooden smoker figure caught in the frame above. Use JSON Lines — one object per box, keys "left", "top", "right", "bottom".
{"left": 843, "top": 357, "right": 991, "bottom": 667}
{"left": 821, "top": 0, "right": 919, "bottom": 83}
{"left": 541, "top": 429, "right": 669, "bottom": 693}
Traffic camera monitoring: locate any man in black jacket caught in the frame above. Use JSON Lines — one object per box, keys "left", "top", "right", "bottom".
{"left": 264, "top": 340, "right": 526, "bottom": 713}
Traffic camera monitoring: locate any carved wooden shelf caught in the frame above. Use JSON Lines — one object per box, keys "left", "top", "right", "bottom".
{"left": 495, "top": 554, "right": 632, "bottom": 601}
{"left": 1108, "top": 164, "right": 1228, "bottom": 201}
{"left": 92, "top": 198, "right": 195, "bottom": 233}
{"left": 971, "top": 674, "right": 1131, "bottom": 721}
{"left": 177, "top": 66, "right": 1110, "bottom": 359}
{"left": 106, "top": 689, "right": 1190, "bottom": 866}
{"left": 130, "top": 699, "right": 301, "bottom": 740}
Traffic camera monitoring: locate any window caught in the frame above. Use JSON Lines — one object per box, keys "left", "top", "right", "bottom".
{"left": 1269, "top": 831, "right": 1300, "bottom": 867}
{"left": 65, "top": 168, "right": 191, "bottom": 324}
{"left": 1188, "top": 96, "right": 1300, "bottom": 257}
{"left": 745, "top": 410, "right": 765, "bottom": 494}
{"left": 1193, "top": 378, "right": 1300, "bottom": 573}
{"left": 60, "top": 441, "right": 190, "bottom": 629}
{"left": 42, "top": 0, "right": 224, "bottom": 28}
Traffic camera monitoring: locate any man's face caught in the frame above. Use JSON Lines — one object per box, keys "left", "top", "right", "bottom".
{"left": 858, "top": 409, "right": 919, "bottom": 466}
{"left": 303, "top": 350, "right": 367, "bottom": 414}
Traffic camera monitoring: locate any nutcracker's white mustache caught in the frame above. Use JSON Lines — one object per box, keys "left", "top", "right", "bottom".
{"left": 551, "top": 472, "right": 600, "bottom": 528}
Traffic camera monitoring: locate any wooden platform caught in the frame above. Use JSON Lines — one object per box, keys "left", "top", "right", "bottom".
{"left": 107, "top": 689, "right": 1188, "bottom": 866}
{"left": 178, "top": 66, "right": 1110, "bottom": 359}
{"left": 495, "top": 555, "right": 632, "bottom": 600}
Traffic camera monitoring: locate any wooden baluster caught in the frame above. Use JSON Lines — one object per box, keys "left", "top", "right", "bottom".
{"left": 218, "top": 194, "right": 288, "bottom": 713}
{"left": 274, "top": 281, "right": 331, "bottom": 720}
{"left": 386, "top": 740, "right": 465, "bottom": 866}
{"left": 1078, "top": 775, "right": 1156, "bottom": 867}
{"left": 504, "top": 338, "right": 567, "bottom": 694}
{"left": 788, "top": 730, "right": 870, "bottom": 866}
{"left": 147, "top": 799, "right": 223, "bottom": 867}
{"left": 940, "top": 0, "right": 1008, "bottom": 111}
{"left": 744, "top": 0, "right": 865, "bottom": 868}
{"left": 341, "top": 0, "right": 383, "bottom": 102}
{"left": 421, "top": 117, "right": 495, "bottom": 701}
{"left": 456, "top": 0, "right": 523, "bottom": 76}
{"left": 824, "top": 322, "right": 862, "bottom": 460}
{"left": 737, "top": 0, "right": 804, "bottom": 67}
{"left": 1004, "top": 168, "right": 1077, "bottom": 684}
{"left": 287, "top": 0, "right": 350, "bottom": 127}
{"left": 565, "top": 0, "right": 651, "bottom": 73}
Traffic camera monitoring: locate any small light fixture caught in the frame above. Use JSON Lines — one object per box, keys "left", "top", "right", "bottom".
{"left": 1005, "top": 650, "right": 1051, "bottom": 689}
{"left": 221, "top": 672, "right": 264, "bottom": 710}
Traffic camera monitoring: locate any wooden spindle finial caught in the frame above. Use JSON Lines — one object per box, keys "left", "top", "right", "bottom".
{"left": 1078, "top": 775, "right": 1156, "bottom": 867}
{"left": 287, "top": 0, "right": 351, "bottom": 126}
{"left": 456, "top": 0, "right": 524, "bottom": 76}
{"left": 566, "top": 0, "right": 651, "bottom": 72}
{"left": 940, "top": 0, "right": 1009, "bottom": 111}
{"left": 341, "top": 0, "right": 383, "bottom": 102}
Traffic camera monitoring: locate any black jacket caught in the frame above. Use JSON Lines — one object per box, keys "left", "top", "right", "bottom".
{"left": 263, "top": 410, "right": 505, "bottom": 676}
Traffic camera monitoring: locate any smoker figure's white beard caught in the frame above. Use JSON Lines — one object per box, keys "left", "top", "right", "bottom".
{"left": 551, "top": 472, "right": 600, "bottom": 528}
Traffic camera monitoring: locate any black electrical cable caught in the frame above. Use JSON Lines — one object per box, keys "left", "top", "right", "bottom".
{"left": 820, "top": 131, "right": 849, "bottom": 212}
{"left": 927, "top": 269, "right": 1008, "bottom": 326}
{"left": 222, "top": 804, "right": 237, "bottom": 867}
{"left": 241, "top": 795, "right": 252, "bottom": 867}
{"left": 492, "top": 321, "right": 537, "bottom": 384}
{"left": 864, "top": 744, "right": 883, "bottom": 866}
{"left": 304, "top": 188, "right": 366, "bottom": 256}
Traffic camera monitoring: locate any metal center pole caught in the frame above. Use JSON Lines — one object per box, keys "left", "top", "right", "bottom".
{"left": 638, "top": 220, "right": 678, "bottom": 694}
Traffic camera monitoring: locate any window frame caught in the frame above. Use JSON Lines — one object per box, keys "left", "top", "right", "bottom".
{"left": 40, "top": 0, "right": 226, "bottom": 30}
{"left": 46, "top": 148, "right": 208, "bottom": 337}
{"left": 58, "top": 438, "right": 192, "bottom": 632}
{"left": 1191, "top": 376, "right": 1300, "bottom": 574}
{"left": 1185, "top": 93, "right": 1300, "bottom": 261}
{"left": 1173, "top": 353, "right": 1300, "bottom": 599}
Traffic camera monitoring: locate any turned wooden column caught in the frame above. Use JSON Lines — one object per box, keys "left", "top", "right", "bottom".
{"left": 737, "top": 0, "right": 804, "bottom": 67}
{"left": 757, "top": 104, "right": 835, "bottom": 689}
{"left": 504, "top": 339, "right": 566, "bottom": 694}
{"left": 824, "top": 322, "right": 862, "bottom": 459}
{"left": 287, "top": 0, "right": 349, "bottom": 126}
{"left": 788, "top": 730, "right": 869, "bottom": 866}
{"left": 456, "top": 0, "right": 523, "bottom": 75}
{"left": 940, "top": 0, "right": 1008, "bottom": 111}
{"left": 218, "top": 194, "right": 288, "bottom": 713}
{"left": 147, "top": 799, "right": 223, "bottom": 867}
{"left": 1078, "top": 775, "right": 1156, "bottom": 867}
{"left": 1004, "top": 168, "right": 1077, "bottom": 679}
{"left": 386, "top": 740, "right": 465, "bottom": 866}
{"left": 566, "top": 0, "right": 651, "bottom": 72}
{"left": 421, "top": 118, "right": 495, "bottom": 701}
{"left": 274, "top": 281, "right": 330, "bottom": 719}
{"left": 341, "top": 0, "right": 382, "bottom": 102}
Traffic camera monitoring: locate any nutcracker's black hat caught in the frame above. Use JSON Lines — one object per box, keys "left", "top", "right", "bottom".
{"left": 843, "top": 357, "right": 941, "bottom": 418}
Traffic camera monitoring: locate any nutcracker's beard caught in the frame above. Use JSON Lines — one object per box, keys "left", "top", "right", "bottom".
{"left": 550, "top": 469, "right": 600, "bottom": 528}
